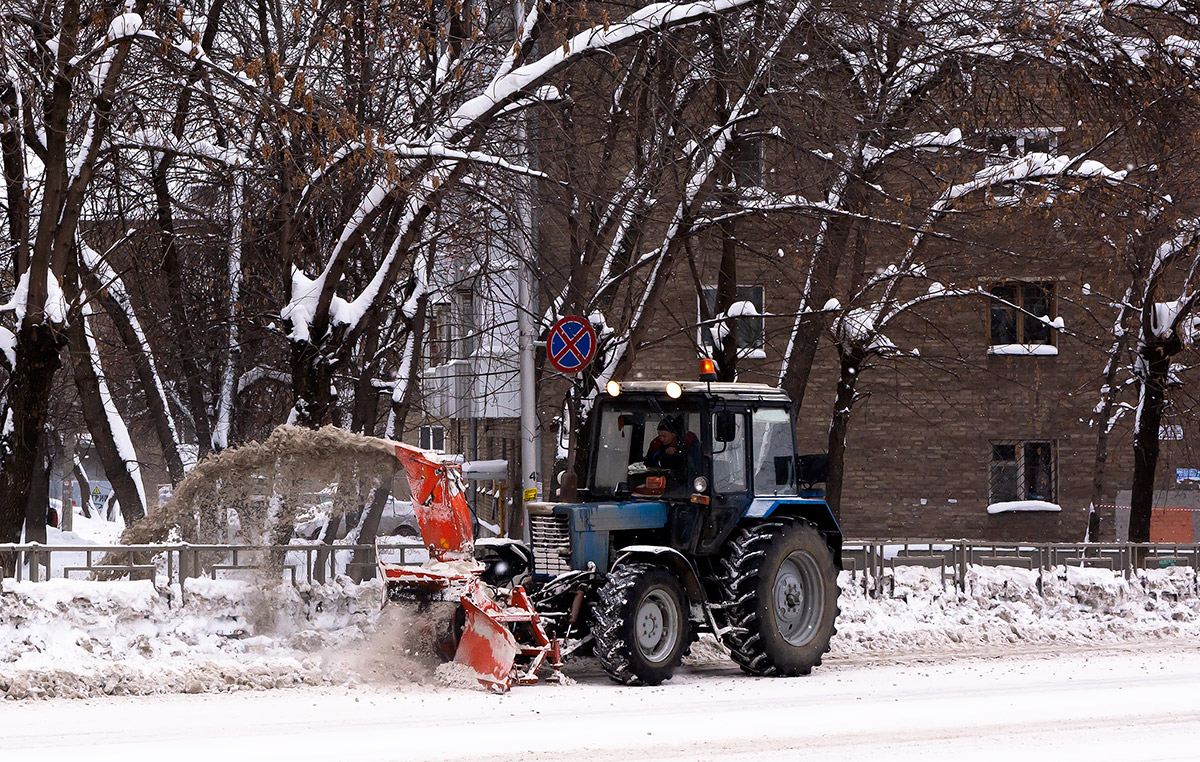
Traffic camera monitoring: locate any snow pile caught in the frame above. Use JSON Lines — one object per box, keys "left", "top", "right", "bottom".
{"left": 434, "top": 661, "right": 492, "bottom": 691}
{"left": 11, "top": 511, "right": 126, "bottom": 579}
{"left": 832, "top": 565, "right": 1200, "bottom": 656}
{"left": 3, "top": 564, "right": 1199, "bottom": 700}
{"left": 0, "top": 576, "right": 395, "bottom": 700}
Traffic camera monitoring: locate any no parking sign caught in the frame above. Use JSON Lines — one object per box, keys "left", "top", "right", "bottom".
{"left": 546, "top": 316, "right": 597, "bottom": 374}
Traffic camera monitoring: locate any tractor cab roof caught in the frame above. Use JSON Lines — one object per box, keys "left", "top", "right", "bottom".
{"left": 606, "top": 381, "right": 791, "bottom": 404}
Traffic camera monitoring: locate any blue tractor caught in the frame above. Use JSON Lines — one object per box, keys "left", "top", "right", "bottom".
{"left": 519, "top": 379, "right": 842, "bottom": 685}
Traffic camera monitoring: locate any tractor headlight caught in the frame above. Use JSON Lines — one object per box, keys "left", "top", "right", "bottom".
{"left": 692, "top": 476, "right": 709, "bottom": 493}
{"left": 606, "top": 380, "right": 621, "bottom": 397}
{"left": 666, "top": 381, "right": 683, "bottom": 399}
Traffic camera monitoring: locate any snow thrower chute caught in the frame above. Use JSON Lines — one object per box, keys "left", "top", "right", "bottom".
{"left": 393, "top": 442, "right": 475, "bottom": 561}
{"left": 378, "top": 443, "right": 559, "bottom": 692}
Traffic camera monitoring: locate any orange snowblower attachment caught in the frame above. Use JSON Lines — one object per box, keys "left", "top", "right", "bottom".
{"left": 394, "top": 442, "right": 475, "bottom": 561}
{"left": 378, "top": 442, "right": 559, "bottom": 691}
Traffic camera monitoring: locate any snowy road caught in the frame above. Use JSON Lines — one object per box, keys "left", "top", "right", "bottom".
{"left": 5, "top": 642, "right": 1200, "bottom": 762}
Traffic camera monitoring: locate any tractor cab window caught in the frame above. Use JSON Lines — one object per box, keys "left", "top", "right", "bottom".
{"left": 711, "top": 410, "right": 748, "bottom": 494}
{"left": 593, "top": 403, "right": 701, "bottom": 498}
{"left": 752, "top": 407, "right": 798, "bottom": 496}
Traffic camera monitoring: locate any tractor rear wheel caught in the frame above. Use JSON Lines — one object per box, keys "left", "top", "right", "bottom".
{"left": 592, "top": 562, "right": 690, "bottom": 686}
{"left": 717, "top": 520, "right": 839, "bottom": 676}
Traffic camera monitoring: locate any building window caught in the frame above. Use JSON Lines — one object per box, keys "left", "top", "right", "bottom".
{"left": 984, "top": 128, "right": 1062, "bottom": 201}
{"left": 419, "top": 425, "right": 446, "bottom": 452}
{"left": 700, "top": 285, "right": 765, "bottom": 356}
{"left": 989, "top": 441, "right": 1055, "bottom": 504}
{"left": 733, "top": 137, "right": 763, "bottom": 188}
{"left": 987, "top": 282, "right": 1057, "bottom": 355}
{"left": 455, "top": 289, "right": 476, "bottom": 360}
{"left": 426, "top": 302, "right": 452, "bottom": 367}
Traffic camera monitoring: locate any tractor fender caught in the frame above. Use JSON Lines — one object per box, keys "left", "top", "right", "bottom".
{"left": 743, "top": 499, "right": 843, "bottom": 568}
{"left": 611, "top": 545, "right": 706, "bottom": 609}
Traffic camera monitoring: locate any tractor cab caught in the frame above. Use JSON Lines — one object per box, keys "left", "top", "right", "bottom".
{"left": 589, "top": 381, "right": 808, "bottom": 505}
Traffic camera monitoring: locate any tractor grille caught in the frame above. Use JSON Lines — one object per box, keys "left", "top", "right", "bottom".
{"left": 530, "top": 512, "right": 572, "bottom": 576}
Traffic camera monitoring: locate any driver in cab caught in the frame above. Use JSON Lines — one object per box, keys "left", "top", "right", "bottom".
{"left": 644, "top": 417, "right": 699, "bottom": 482}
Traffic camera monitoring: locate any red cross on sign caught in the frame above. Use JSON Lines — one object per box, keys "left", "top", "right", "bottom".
{"left": 546, "top": 316, "right": 597, "bottom": 374}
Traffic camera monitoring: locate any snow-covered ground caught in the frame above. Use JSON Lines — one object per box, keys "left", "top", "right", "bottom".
{"left": 4, "top": 642, "right": 1199, "bottom": 761}
{"left": 5, "top": 513, "right": 1200, "bottom": 757}
{"left": 3, "top": 560, "right": 1198, "bottom": 700}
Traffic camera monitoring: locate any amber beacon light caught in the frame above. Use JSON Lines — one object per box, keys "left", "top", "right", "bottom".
{"left": 699, "top": 358, "right": 718, "bottom": 382}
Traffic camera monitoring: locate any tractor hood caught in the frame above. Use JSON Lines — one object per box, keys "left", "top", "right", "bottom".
{"left": 529, "top": 500, "right": 668, "bottom": 574}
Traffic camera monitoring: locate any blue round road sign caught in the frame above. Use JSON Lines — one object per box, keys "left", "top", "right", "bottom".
{"left": 546, "top": 316, "right": 597, "bottom": 374}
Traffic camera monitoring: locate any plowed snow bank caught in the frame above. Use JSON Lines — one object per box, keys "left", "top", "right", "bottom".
{"left": 3, "top": 564, "right": 1198, "bottom": 699}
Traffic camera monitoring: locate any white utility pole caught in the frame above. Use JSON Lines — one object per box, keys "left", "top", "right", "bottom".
{"left": 514, "top": 0, "right": 541, "bottom": 529}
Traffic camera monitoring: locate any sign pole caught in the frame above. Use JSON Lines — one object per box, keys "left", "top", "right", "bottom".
{"left": 514, "top": 0, "right": 539, "bottom": 538}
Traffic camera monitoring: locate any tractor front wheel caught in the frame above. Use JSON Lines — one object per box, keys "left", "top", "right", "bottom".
{"left": 717, "top": 520, "right": 840, "bottom": 676}
{"left": 592, "top": 562, "right": 690, "bottom": 685}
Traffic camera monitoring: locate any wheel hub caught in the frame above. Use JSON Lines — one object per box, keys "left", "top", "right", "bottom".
{"left": 773, "top": 550, "right": 825, "bottom": 646}
{"left": 634, "top": 588, "right": 680, "bottom": 663}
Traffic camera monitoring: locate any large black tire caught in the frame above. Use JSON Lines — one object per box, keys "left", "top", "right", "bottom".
{"left": 716, "top": 520, "right": 840, "bottom": 676}
{"left": 592, "top": 562, "right": 691, "bottom": 686}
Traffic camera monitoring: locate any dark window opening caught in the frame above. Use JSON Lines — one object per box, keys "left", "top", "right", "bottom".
{"left": 427, "top": 303, "right": 452, "bottom": 366}
{"left": 989, "top": 440, "right": 1055, "bottom": 504}
{"left": 733, "top": 137, "right": 764, "bottom": 188}
{"left": 420, "top": 425, "right": 446, "bottom": 452}
{"left": 988, "top": 282, "right": 1056, "bottom": 347}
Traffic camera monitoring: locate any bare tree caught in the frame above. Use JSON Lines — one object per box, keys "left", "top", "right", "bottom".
{"left": 0, "top": 0, "right": 152, "bottom": 541}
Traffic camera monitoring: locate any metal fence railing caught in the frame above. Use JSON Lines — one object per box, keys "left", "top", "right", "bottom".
{"left": 0, "top": 541, "right": 427, "bottom": 595}
{"left": 2, "top": 539, "right": 1197, "bottom": 600}
{"left": 842, "top": 540, "right": 1200, "bottom": 595}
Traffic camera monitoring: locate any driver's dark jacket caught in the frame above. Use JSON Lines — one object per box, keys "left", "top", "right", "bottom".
{"left": 644, "top": 432, "right": 700, "bottom": 477}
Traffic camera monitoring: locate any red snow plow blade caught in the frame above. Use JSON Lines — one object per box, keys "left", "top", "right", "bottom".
{"left": 379, "top": 443, "right": 558, "bottom": 691}
{"left": 456, "top": 595, "right": 519, "bottom": 690}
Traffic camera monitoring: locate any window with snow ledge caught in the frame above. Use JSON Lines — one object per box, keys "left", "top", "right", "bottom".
{"left": 699, "top": 285, "right": 766, "bottom": 359}
{"left": 987, "top": 499, "right": 1062, "bottom": 514}
{"left": 983, "top": 127, "right": 1064, "bottom": 203}
{"left": 988, "top": 344, "right": 1058, "bottom": 356}
{"left": 419, "top": 424, "right": 446, "bottom": 453}
{"left": 987, "top": 282, "right": 1059, "bottom": 354}
{"left": 989, "top": 440, "right": 1056, "bottom": 506}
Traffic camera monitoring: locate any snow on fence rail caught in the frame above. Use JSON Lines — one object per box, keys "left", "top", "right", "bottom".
{"left": 0, "top": 541, "right": 427, "bottom": 593}
{"left": 1, "top": 539, "right": 1197, "bottom": 598}
{"left": 843, "top": 539, "right": 1200, "bottom": 595}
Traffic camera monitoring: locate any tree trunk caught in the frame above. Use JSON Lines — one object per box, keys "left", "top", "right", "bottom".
{"left": 1088, "top": 301, "right": 1135, "bottom": 541}
{"left": 58, "top": 433, "right": 74, "bottom": 532}
{"left": 24, "top": 432, "right": 50, "bottom": 544}
{"left": 153, "top": 165, "right": 213, "bottom": 457}
{"left": 349, "top": 476, "right": 393, "bottom": 583}
{"left": 349, "top": 311, "right": 385, "bottom": 435}
{"left": 291, "top": 339, "right": 333, "bottom": 428}
{"left": 715, "top": 213, "right": 739, "bottom": 382}
{"left": 779, "top": 176, "right": 863, "bottom": 408}
{"left": 824, "top": 344, "right": 864, "bottom": 521}
{"left": 66, "top": 314, "right": 146, "bottom": 526}
{"left": 81, "top": 268, "right": 186, "bottom": 483}
{"left": 0, "top": 322, "right": 66, "bottom": 543}
{"left": 73, "top": 457, "right": 93, "bottom": 519}
{"left": 1129, "top": 340, "right": 1179, "bottom": 543}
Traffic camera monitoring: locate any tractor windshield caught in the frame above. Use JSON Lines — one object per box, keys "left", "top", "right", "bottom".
{"left": 592, "top": 401, "right": 701, "bottom": 498}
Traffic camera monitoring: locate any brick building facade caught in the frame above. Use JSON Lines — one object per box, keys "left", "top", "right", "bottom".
{"left": 405, "top": 27, "right": 1200, "bottom": 544}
